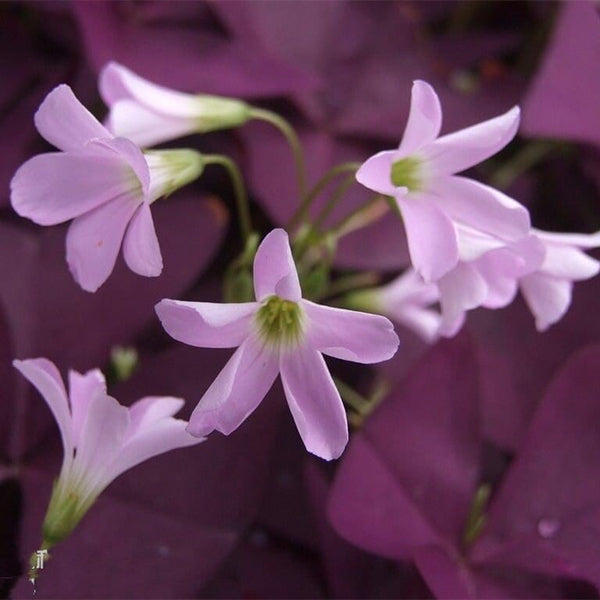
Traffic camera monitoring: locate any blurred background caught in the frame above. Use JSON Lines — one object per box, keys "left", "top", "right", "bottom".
{"left": 1, "top": 1, "right": 600, "bottom": 598}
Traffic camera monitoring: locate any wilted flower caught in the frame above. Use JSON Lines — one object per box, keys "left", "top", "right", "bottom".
{"left": 10, "top": 85, "right": 204, "bottom": 292}
{"left": 100, "top": 62, "right": 253, "bottom": 148}
{"left": 13, "top": 358, "right": 200, "bottom": 553}
{"left": 156, "top": 228, "right": 399, "bottom": 460}
{"left": 520, "top": 229, "right": 600, "bottom": 331}
{"left": 356, "top": 80, "right": 530, "bottom": 282}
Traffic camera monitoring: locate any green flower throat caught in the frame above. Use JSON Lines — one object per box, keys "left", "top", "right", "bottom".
{"left": 390, "top": 156, "right": 423, "bottom": 191}
{"left": 256, "top": 296, "right": 303, "bottom": 346}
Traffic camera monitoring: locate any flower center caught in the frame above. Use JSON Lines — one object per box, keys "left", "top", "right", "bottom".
{"left": 390, "top": 156, "right": 422, "bottom": 191}
{"left": 256, "top": 296, "right": 303, "bottom": 347}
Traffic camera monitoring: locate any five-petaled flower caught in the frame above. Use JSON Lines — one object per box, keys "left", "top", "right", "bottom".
{"left": 10, "top": 84, "right": 204, "bottom": 292}
{"left": 156, "top": 229, "right": 399, "bottom": 460}
{"left": 13, "top": 358, "right": 201, "bottom": 547}
{"left": 356, "top": 80, "right": 530, "bottom": 283}
{"left": 100, "top": 62, "right": 252, "bottom": 148}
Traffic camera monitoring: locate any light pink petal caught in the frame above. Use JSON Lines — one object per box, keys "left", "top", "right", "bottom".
{"left": 302, "top": 300, "right": 399, "bottom": 364}
{"left": 72, "top": 393, "right": 129, "bottom": 493}
{"left": 86, "top": 137, "right": 150, "bottom": 195}
{"left": 109, "top": 397, "right": 200, "bottom": 480}
{"left": 438, "top": 262, "right": 487, "bottom": 337}
{"left": 540, "top": 243, "right": 600, "bottom": 281}
{"left": 355, "top": 150, "right": 397, "bottom": 196}
{"left": 280, "top": 346, "right": 348, "bottom": 461}
{"left": 68, "top": 369, "right": 106, "bottom": 449}
{"left": 392, "top": 304, "right": 441, "bottom": 343}
{"left": 424, "top": 106, "right": 520, "bottom": 175}
{"left": 378, "top": 269, "right": 439, "bottom": 307}
{"left": 155, "top": 299, "right": 257, "bottom": 349}
{"left": 456, "top": 226, "right": 506, "bottom": 262}
{"left": 187, "top": 336, "right": 279, "bottom": 437}
{"left": 397, "top": 196, "right": 459, "bottom": 282}
{"left": 122, "top": 203, "right": 163, "bottom": 277}
{"left": 99, "top": 62, "right": 203, "bottom": 117}
{"left": 128, "top": 396, "right": 185, "bottom": 432}
{"left": 533, "top": 229, "right": 600, "bottom": 249}
{"left": 253, "top": 228, "right": 301, "bottom": 301}
{"left": 34, "top": 84, "right": 110, "bottom": 152}
{"left": 106, "top": 99, "right": 197, "bottom": 148}
{"left": 397, "top": 80, "right": 442, "bottom": 155}
{"left": 520, "top": 273, "right": 572, "bottom": 332}
{"left": 13, "top": 358, "right": 72, "bottom": 457}
{"left": 111, "top": 418, "right": 201, "bottom": 481}
{"left": 10, "top": 152, "right": 137, "bottom": 226}
{"left": 66, "top": 194, "right": 141, "bottom": 293}
{"left": 429, "top": 175, "right": 530, "bottom": 240}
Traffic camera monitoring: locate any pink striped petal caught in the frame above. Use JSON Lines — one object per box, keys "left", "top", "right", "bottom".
{"left": 155, "top": 299, "right": 257, "bottom": 349}
{"left": 430, "top": 175, "right": 530, "bottom": 240}
{"left": 34, "top": 84, "right": 110, "bottom": 152}
{"left": 11, "top": 152, "right": 137, "bottom": 226}
{"left": 13, "top": 358, "right": 73, "bottom": 457}
{"left": 355, "top": 150, "right": 397, "bottom": 196}
{"left": 280, "top": 346, "right": 348, "bottom": 461}
{"left": 122, "top": 203, "right": 163, "bottom": 277}
{"left": 66, "top": 195, "right": 141, "bottom": 292}
{"left": 253, "top": 228, "right": 301, "bottom": 301}
{"left": 397, "top": 196, "right": 459, "bottom": 282}
{"left": 398, "top": 80, "right": 442, "bottom": 155}
{"left": 68, "top": 369, "right": 106, "bottom": 449}
{"left": 424, "top": 106, "right": 520, "bottom": 175}
{"left": 187, "top": 336, "right": 279, "bottom": 437}
{"left": 302, "top": 300, "right": 399, "bottom": 363}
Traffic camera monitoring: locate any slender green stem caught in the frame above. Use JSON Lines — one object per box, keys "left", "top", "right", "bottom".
{"left": 289, "top": 161, "right": 361, "bottom": 231}
{"left": 313, "top": 174, "right": 357, "bottom": 232}
{"left": 322, "top": 272, "right": 380, "bottom": 301}
{"left": 489, "top": 140, "right": 572, "bottom": 190}
{"left": 332, "top": 194, "right": 388, "bottom": 236}
{"left": 334, "top": 377, "right": 370, "bottom": 415}
{"left": 204, "top": 154, "right": 252, "bottom": 244}
{"left": 248, "top": 107, "right": 308, "bottom": 200}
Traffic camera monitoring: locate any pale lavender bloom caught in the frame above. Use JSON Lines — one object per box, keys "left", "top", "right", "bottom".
{"left": 345, "top": 269, "right": 441, "bottom": 343}
{"left": 520, "top": 229, "right": 600, "bottom": 331}
{"left": 156, "top": 228, "right": 399, "bottom": 461}
{"left": 13, "top": 357, "right": 200, "bottom": 545}
{"left": 356, "top": 80, "right": 530, "bottom": 282}
{"left": 10, "top": 84, "right": 203, "bottom": 292}
{"left": 438, "top": 233, "right": 545, "bottom": 337}
{"left": 100, "top": 62, "right": 251, "bottom": 147}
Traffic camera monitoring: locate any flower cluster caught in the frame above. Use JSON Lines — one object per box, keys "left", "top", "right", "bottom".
{"left": 7, "top": 51, "right": 600, "bottom": 594}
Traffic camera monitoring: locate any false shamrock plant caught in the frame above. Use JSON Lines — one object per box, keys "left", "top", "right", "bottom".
{"left": 8, "top": 62, "right": 600, "bottom": 588}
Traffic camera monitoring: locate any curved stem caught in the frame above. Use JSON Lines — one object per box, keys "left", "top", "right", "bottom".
{"left": 248, "top": 107, "right": 308, "bottom": 201}
{"left": 204, "top": 154, "right": 252, "bottom": 244}
{"left": 332, "top": 194, "right": 388, "bottom": 237}
{"left": 289, "top": 161, "right": 361, "bottom": 231}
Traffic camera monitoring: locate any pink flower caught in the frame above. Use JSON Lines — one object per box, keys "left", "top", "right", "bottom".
{"left": 156, "top": 229, "right": 399, "bottom": 461}
{"left": 520, "top": 229, "right": 600, "bottom": 331}
{"left": 100, "top": 62, "right": 251, "bottom": 147}
{"left": 13, "top": 358, "right": 200, "bottom": 546}
{"left": 10, "top": 84, "right": 204, "bottom": 292}
{"left": 344, "top": 269, "right": 441, "bottom": 343}
{"left": 437, "top": 233, "right": 545, "bottom": 337}
{"left": 356, "top": 80, "right": 530, "bottom": 282}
